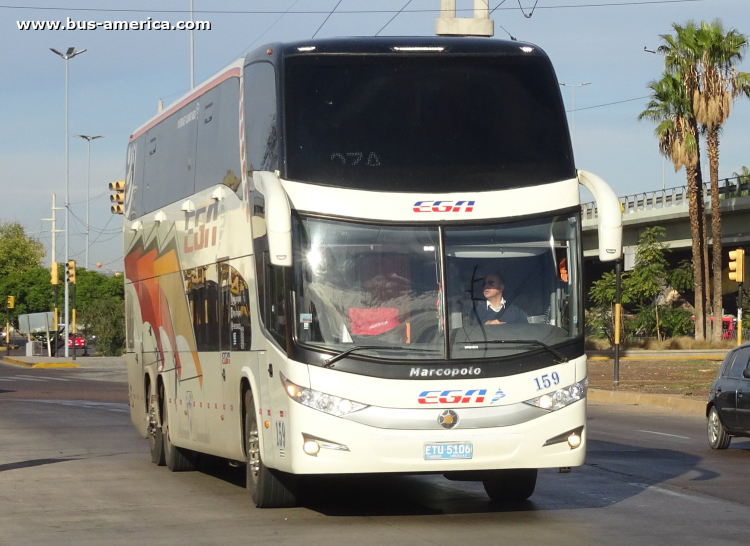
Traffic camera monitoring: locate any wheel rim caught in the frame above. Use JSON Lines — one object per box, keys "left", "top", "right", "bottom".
{"left": 148, "top": 388, "right": 158, "bottom": 449}
{"left": 247, "top": 413, "right": 260, "bottom": 484}
{"left": 708, "top": 409, "right": 720, "bottom": 444}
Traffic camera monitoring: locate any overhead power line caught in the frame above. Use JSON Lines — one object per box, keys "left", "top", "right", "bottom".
{"left": 0, "top": 0, "right": 715, "bottom": 15}
{"left": 569, "top": 95, "right": 651, "bottom": 112}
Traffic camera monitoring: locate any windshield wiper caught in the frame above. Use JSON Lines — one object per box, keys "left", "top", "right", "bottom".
{"left": 324, "top": 346, "right": 440, "bottom": 368}
{"left": 462, "top": 339, "right": 568, "bottom": 363}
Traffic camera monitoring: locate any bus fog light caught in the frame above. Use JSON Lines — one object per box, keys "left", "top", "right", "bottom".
{"left": 303, "top": 440, "right": 320, "bottom": 455}
{"left": 567, "top": 433, "right": 581, "bottom": 448}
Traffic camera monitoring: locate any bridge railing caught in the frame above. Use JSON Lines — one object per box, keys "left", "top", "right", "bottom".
{"left": 582, "top": 176, "right": 750, "bottom": 220}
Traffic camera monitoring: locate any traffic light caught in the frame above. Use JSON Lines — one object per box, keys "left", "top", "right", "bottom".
{"left": 66, "top": 260, "right": 77, "bottom": 284}
{"left": 51, "top": 261, "right": 59, "bottom": 285}
{"left": 6, "top": 296, "right": 14, "bottom": 309}
{"left": 110, "top": 179, "right": 125, "bottom": 214}
{"left": 728, "top": 248, "right": 745, "bottom": 283}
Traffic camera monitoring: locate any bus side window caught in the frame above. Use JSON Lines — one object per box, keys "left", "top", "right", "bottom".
{"left": 265, "top": 258, "right": 287, "bottom": 351}
{"left": 219, "top": 264, "right": 252, "bottom": 351}
{"left": 196, "top": 79, "right": 241, "bottom": 194}
{"left": 244, "top": 62, "right": 279, "bottom": 173}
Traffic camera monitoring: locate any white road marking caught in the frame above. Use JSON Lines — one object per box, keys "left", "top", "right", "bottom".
{"left": 17, "top": 375, "right": 71, "bottom": 382}
{"left": 636, "top": 429, "right": 690, "bottom": 440}
{"left": 631, "top": 483, "right": 708, "bottom": 503}
{"left": 9, "top": 376, "right": 45, "bottom": 382}
{"left": 26, "top": 399, "right": 130, "bottom": 413}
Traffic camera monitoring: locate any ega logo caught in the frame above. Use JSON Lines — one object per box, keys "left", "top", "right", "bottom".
{"left": 418, "top": 388, "right": 506, "bottom": 405}
{"left": 413, "top": 200, "right": 475, "bottom": 213}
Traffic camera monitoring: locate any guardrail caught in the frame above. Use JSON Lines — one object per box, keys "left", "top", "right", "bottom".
{"left": 582, "top": 177, "right": 750, "bottom": 220}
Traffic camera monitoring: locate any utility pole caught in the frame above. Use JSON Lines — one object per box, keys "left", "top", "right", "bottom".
{"left": 435, "top": 0, "right": 494, "bottom": 37}
{"left": 42, "top": 194, "right": 65, "bottom": 264}
{"left": 51, "top": 46, "right": 86, "bottom": 358}
{"left": 73, "top": 134, "right": 103, "bottom": 270}
{"left": 559, "top": 82, "right": 591, "bottom": 151}
{"left": 190, "top": 0, "right": 195, "bottom": 89}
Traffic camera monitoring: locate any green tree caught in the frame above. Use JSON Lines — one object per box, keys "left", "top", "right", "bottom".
{"left": 74, "top": 269, "right": 124, "bottom": 315}
{"left": 628, "top": 227, "right": 673, "bottom": 342}
{"left": 0, "top": 266, "right": 56, "bottom": 328}
{"left": 732, "top": 166, "right": 750, "bottom": 197}
{"left": 79, "top": 296, "right": 124, "bottom": 356}
{"left": 0, "top": 222, "right": 45, "bottom": 278}
{"left": 588, "top": 270, "right": 632, "bottom": 344}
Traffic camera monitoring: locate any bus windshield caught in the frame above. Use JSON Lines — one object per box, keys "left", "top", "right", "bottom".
{"left": 283, "top": 54, "right": 574, "bottom": 192}
{"left": 292, "top": 213, "right": 580, "bottom": 363}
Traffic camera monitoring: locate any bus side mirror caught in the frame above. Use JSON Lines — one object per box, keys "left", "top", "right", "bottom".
{"left": 254, "top": 171, "right": 292, "bottom": 267}
{"left": 578, "top": 169, "right": 622, "bottom": 262}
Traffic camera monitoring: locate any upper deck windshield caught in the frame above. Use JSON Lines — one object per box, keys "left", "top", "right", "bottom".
{"left": 283, "top": 54, "right": 574, "bottom": 192}
{"left": 292, "top": 213, "right": 581, "bottom": 363}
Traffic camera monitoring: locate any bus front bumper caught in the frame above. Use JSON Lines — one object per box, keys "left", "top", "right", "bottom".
{"left": 270, "top": 398, "right": 587, "bottom": 475}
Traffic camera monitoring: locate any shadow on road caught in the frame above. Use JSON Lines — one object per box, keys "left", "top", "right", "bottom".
{"left": 186, "top": 438, "right": 717, "bottom": 516}
{"left": 0, "top": 457, "right": 81, "bottom": 473}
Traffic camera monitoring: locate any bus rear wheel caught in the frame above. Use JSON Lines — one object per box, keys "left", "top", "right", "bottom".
{"left": 148, "top": 383, "right": 165, "bottom": 466}
{"left": 244, "top": 389, "right": 297, "bottom": 508}
{"left": 162, "top": 386, "right": 196, "bottom": 472}
{"left": 482, "top": 469, "right": 537, "bottom": 502}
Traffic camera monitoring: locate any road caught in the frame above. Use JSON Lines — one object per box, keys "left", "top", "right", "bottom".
{"left": 1, "top": 361, "right": 749, "bottom": 546}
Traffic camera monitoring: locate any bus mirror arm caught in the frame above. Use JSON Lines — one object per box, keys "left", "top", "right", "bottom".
{"left": 254, "top": 171, "right": 293, "bottom": 267}
{"left": 577, "top": 169, "right": 622, "bottom": 262}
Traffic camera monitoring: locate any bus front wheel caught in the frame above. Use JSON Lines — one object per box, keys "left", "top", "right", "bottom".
{"left": 244, "top": 389, "right": 297, "bottom": 508}
{"left": 482, "top": 469, "right": 537, "bottom": 502}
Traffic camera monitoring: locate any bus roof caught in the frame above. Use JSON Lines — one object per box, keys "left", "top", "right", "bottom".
{"left": 244, "top": 36, "right": 547, "bottom": 64}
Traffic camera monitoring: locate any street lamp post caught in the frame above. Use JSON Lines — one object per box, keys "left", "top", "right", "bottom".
{"left": 73, "top": 134, "right": 103, "bottom": 270}
{"left": 51, "top": 46, "right": 86, "bottom": 358}
{"left": 190, "top": 0, "right": 195, "bottom": 89}
{"left": 559, "top": 81, "right": 591, "bottom": 151}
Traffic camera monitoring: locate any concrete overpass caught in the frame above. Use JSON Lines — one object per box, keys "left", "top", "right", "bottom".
{"left": 582, "top": 179, "right": 750, "bottom": 267}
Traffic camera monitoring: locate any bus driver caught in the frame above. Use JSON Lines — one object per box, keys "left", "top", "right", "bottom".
{"left": 475, "top": 273, "right": 528, "bottom": 325}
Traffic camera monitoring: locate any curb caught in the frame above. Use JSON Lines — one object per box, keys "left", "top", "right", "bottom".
{"left": 588, "top": 355, "right": 726, "bottom": 361}
{"left": 589, "top": 388, "right": 706, "bottom": 413}
{"left": 2, "top": 356, "right": 79, "bottom": 369}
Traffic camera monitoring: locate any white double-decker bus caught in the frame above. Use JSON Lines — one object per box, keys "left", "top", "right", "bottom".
{"left": 121, "top": 37, "right": 622, "bottom": 507}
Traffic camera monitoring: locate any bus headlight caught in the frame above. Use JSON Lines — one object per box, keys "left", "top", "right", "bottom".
{"left": 280, "top": 372, "right": 367, "bottom": 417}
{"left": 524, "top": 379, "right": 587, "bottom": 411}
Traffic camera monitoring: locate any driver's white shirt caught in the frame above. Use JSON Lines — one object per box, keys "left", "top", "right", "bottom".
{"left": 486, "top": 298, "right": 507, "bottom": 313}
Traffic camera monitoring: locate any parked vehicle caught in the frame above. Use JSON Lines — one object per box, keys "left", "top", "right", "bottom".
{"left": 68, "top": 333, "right": 86, "bottom": 350}
{"left": 706, "top": 343, "right": 750, "bottom": 449}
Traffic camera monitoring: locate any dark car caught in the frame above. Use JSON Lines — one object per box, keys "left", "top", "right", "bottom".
{"left": 706, "top": 342, "right": 750, "bottom": 449}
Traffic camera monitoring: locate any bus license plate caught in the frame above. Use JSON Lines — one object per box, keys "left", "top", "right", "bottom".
{"left": 424, "top": 442, "right": 473, "bottom": 460}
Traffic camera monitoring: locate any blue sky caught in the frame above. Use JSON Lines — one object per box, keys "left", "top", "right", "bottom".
{"left": 1, "top": 0, "right": 749, "bottom": 270}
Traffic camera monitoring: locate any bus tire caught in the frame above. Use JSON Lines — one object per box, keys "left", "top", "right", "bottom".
{"left": 162, "top": 386, "right": 196, "bottom": 472}
{"left": 244, "top": 389, "right": 297, "bottom": 508}
{"left": 482, "top": 468, "right": 537, "bottom": 502}
{"left": 148, "top": 382, "right": 165, "bottom": 466}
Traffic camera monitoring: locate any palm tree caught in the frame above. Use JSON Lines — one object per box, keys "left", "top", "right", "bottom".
{"left": 733, "top": 166, "right": 750, "bottom": 197}
{"left": 638, "top": 71, "right": 708, "bottom": 339}
{"left": 692, "top": 21, "right": 750, "bottom": 340}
